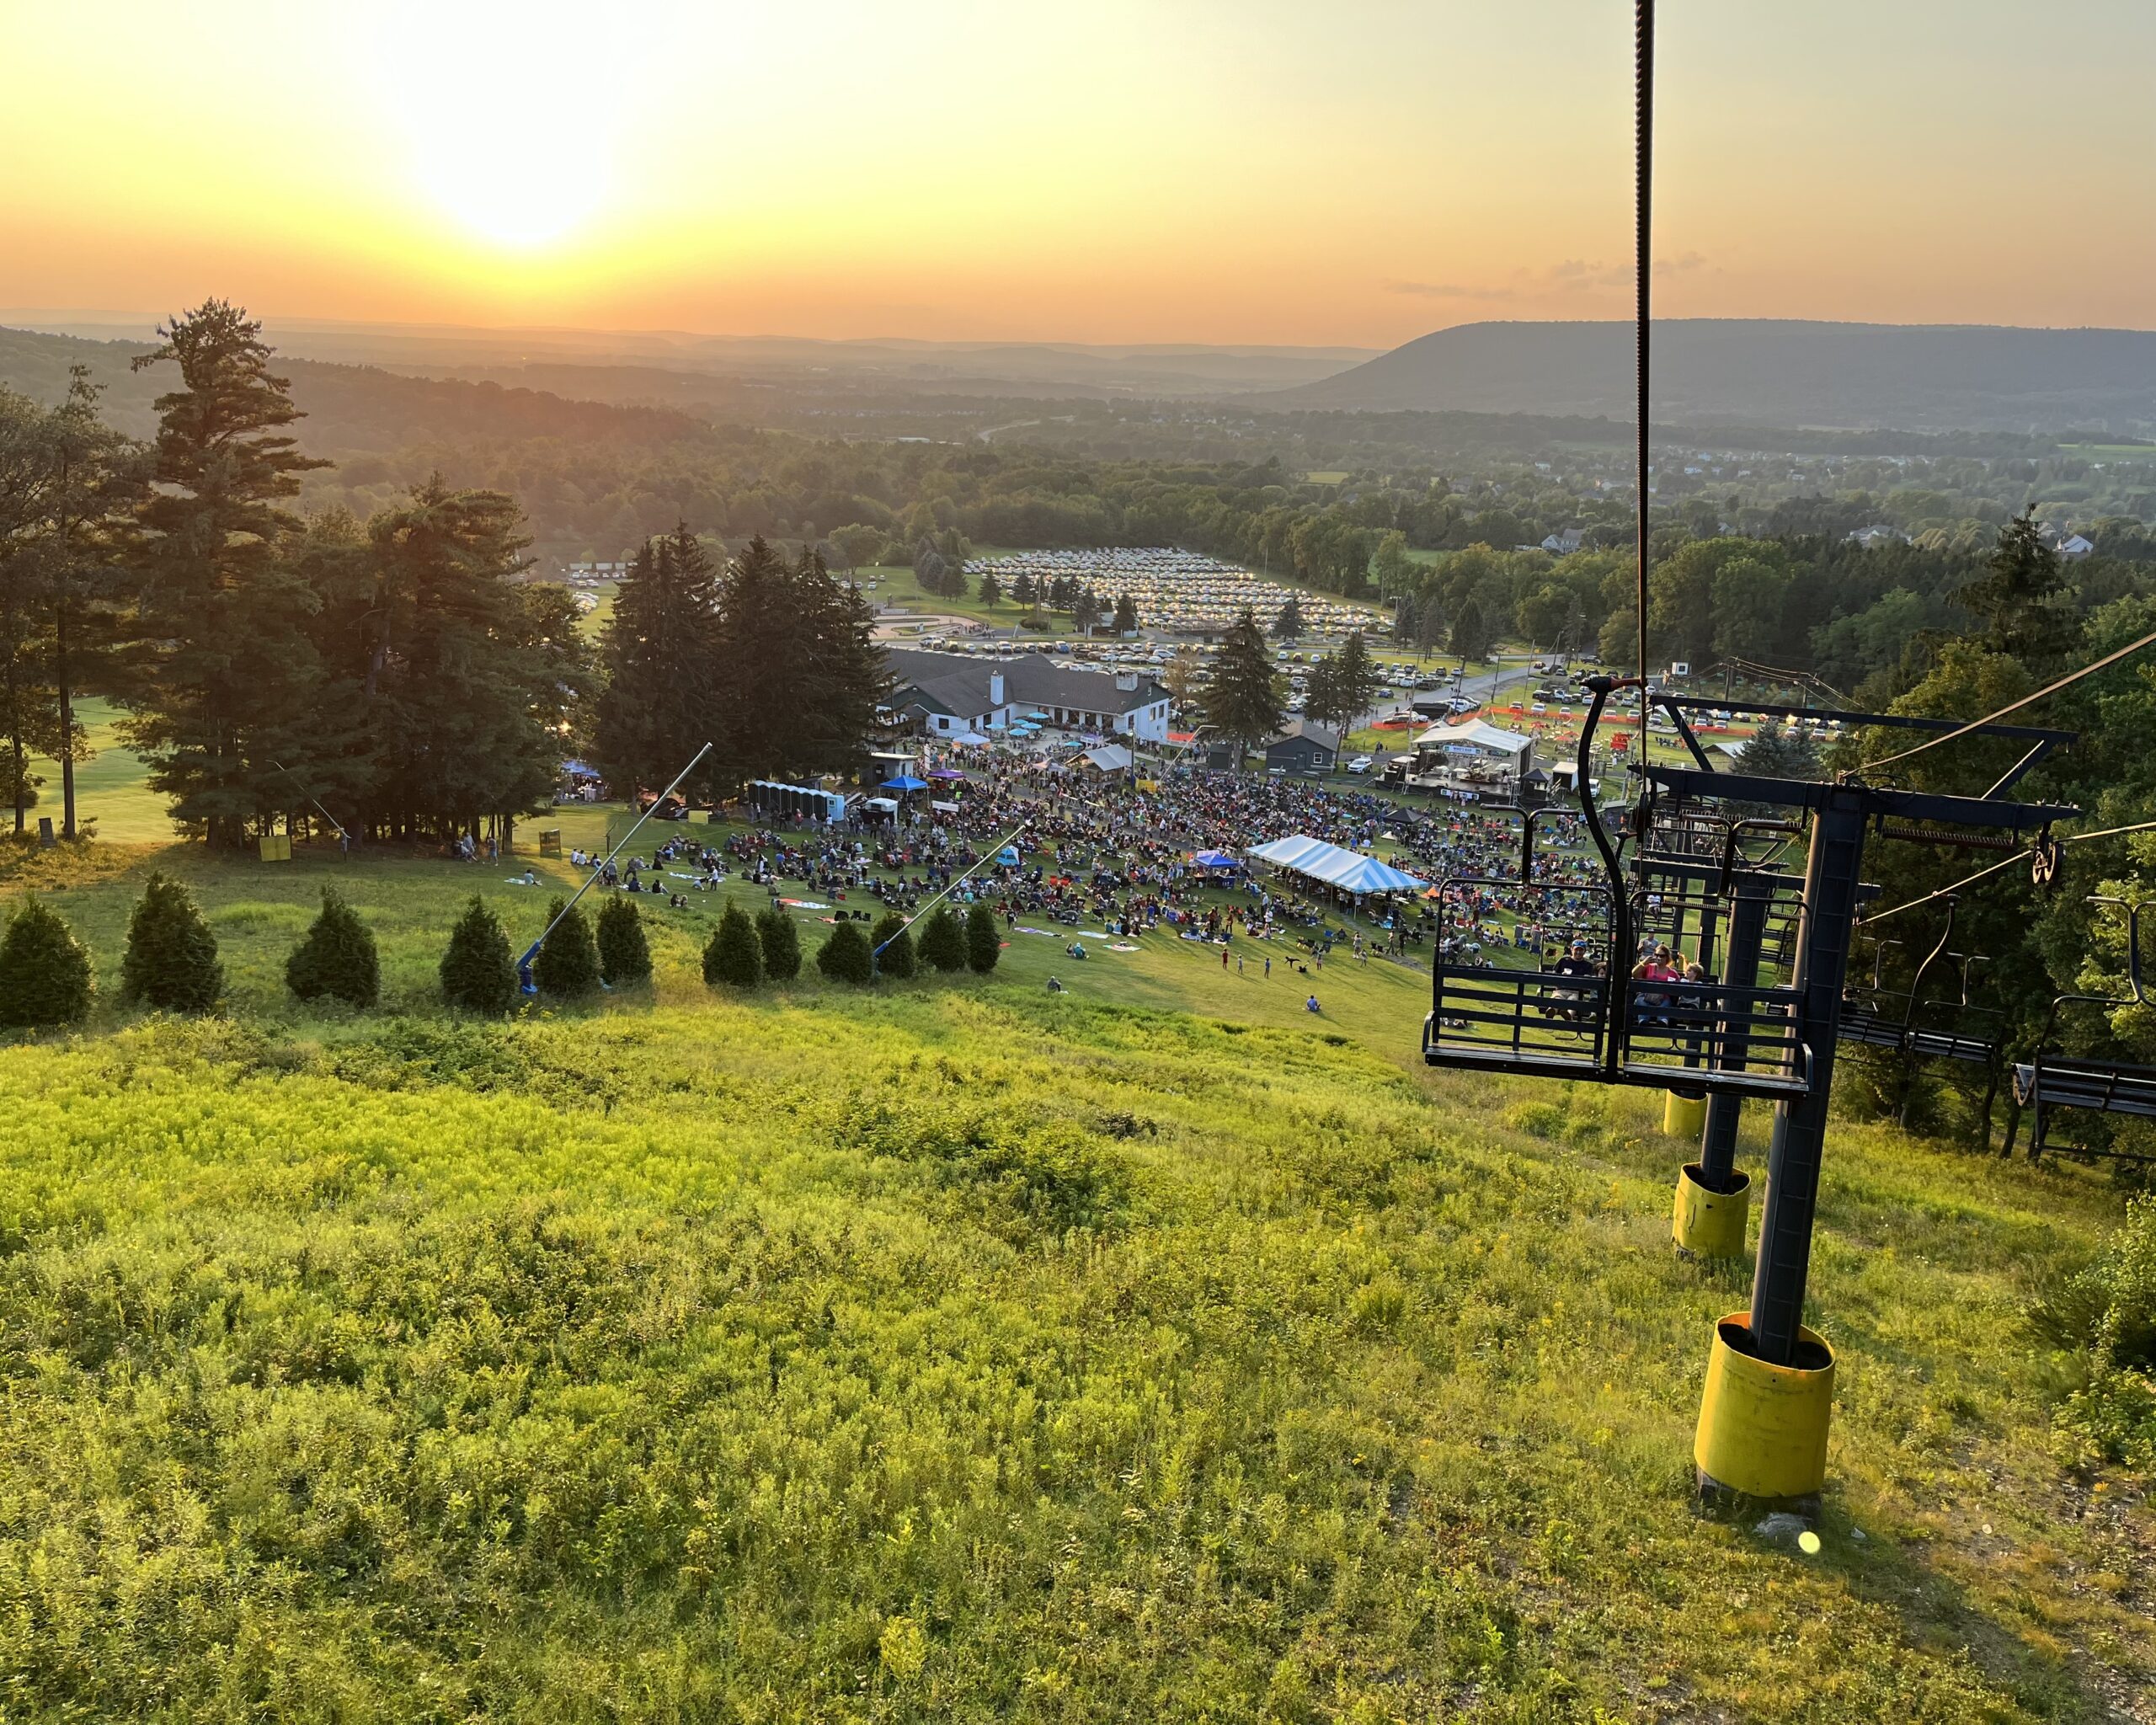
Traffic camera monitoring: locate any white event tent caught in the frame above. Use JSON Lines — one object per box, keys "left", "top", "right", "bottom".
{"left": 1249, "top": 835, "right": 1427, "bottom": 896}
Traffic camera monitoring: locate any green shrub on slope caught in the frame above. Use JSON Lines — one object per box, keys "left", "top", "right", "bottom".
{"left": 120, "top": 871, "right": 221, "bottom": 1012}
{"left": 440, "top": 895, "right": 519, "bottom": 1016}
{"left": 285, "top": 888, "right": 380, "bottom": 1007}
{"left": 0, "top": 896, "right": 93, "bottom": 1028}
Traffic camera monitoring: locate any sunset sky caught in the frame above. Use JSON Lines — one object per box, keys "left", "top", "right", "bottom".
{"left": 4, "top": 0, "right": 2152, "bottom": 348}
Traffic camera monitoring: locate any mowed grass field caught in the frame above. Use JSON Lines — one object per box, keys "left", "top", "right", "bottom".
{"left": 0, "top": 811, "right": 1435, "bottom": 1052}
{"left": 1, "top": 813, "right": 2153, "bottom": 1716}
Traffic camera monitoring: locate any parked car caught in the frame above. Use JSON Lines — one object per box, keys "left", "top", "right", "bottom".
{"left": 1347, "top": 755, "right": 1374, "bottom": 774}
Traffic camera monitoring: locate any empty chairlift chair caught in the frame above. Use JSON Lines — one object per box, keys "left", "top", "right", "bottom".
{"left": 2011, "top": 898, "right": 2156, "bottom": 1162}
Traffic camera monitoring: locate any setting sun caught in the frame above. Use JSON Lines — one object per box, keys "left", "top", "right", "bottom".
{"left": 371, "top": 0, "right": 630, "bottom": 248}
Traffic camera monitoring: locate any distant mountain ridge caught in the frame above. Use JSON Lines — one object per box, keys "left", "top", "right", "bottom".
{"left": 0, "top": 324, "right": 697, "bottom": 449}
{"left": 0, "top": 314, "right": 1377, "bottom": 398}
{"left": 1267, "top": 318, "right": 2156, "bottom": 432}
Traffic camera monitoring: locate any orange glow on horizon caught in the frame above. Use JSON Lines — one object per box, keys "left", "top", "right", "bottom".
{"left": 4, "top": 0, "right": 2154, "bottom": 347}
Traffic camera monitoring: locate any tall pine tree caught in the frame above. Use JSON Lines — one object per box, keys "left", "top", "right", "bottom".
{"left": 594, "top": 523, "right": 722, "bottom": 802}
{"left": 713, "top": 539, "right": 889, "bottom": 789}
{"left": 125, "top": 301, "right": 328, "bottom": 847}
{"left": 304, "top": 478, "right": 585, "bottom": 843}
{"left": 1200, "top": 607, "right": 1283, "bottom": 766}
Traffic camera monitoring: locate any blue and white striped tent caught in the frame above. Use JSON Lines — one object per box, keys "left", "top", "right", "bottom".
{"left": 1248, "top": 835, "right": 1425, "bottom": 896}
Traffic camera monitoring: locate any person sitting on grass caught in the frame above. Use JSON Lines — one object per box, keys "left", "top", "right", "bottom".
{"left": 1305, "top": 994, "right": 1321, "bottom": 1013}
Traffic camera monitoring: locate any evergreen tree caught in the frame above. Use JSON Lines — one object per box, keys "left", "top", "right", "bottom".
{"left": 120, "top": 871, "right": 222, "bottom": 1012}
{"left": 593, "top": 524, "right": 722, "bottom": 804}
{"left": 965, "top": 901, "right": 1001, "bottom": 974}
{"left": 532, "top": 897, "right": 600, "bottom": 996}
{"left": 703, "top": 901, "right": 763, "bottom": 987}
{"left": 1957, "top": 509, "right": 2079, "bottom": 668}
{"left": 979, "top": 569, "right": 1001, "bottom": 608}
{"left": 285, "top": 887, "right": 379, "bottom": 1007}
{"left": 916, "top": 904, "right": 968, "bottom": 972}
{"left": 1304, "top": 653, "right": 1347, "bottom": 729}
{"left": 1071, "top": 589, "right": 1101, "bottom": 634}
{"left": 124, "top": 302, "right": 328, "bottom": 846}
{"left": 1273, "top": 595, "right": 1304, "bottom": 639}
{"left": 1734, "top": 722, "right": 1822, "bottom": 783}
{"left": 0, "top": 370, "right": 143, "bottom": 840}
{"left": 1011, "top": 571, "right": 1037, "bottom": 607}
{"left": 871, "top": 911, "right": 917, "bottom": 979}
{"left": 311, "top": 478, "right": 587, "bottom": 844}
{"left": 1450, "top": 597, "right": 1492, "bottom": 661}
{"left": 1112, "top": 593, "right": 1139, "bottom": 635}
{"left": 595, "top": 893, "right": 653, "bottom": 985}
{"left": 1200, "top": 607, "right": 1285, "bottom": 765}
{"left": 792, "top": 547, "right": 894, "bottom": 782}
{"left": 1414, "top": 595, "right": 1449, "bottom": 659}
{"left": 1330, "top": 631, "right": 1383, "bottom": 728}
{"left": 0, "top": 896, "right": 93, "bottom": 1028}
{"left": 755, "top": 904, "right": 802, "bottom": 980}
{"left": 817, "top": 918, "right": 874, "bottom": 984}
{"left": 714, "top": 539, "right": 892, "bottom": 788}
{"left": 440, "top": 895, "right": 519, "bottom": 1015}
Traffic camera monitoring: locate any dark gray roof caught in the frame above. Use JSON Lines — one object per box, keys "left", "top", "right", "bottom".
{"left": 1267, "top": 718, "right": 1342, "bottom": 753}
{"left": 883, "top": 648, "right": 1168, "bottom": 719}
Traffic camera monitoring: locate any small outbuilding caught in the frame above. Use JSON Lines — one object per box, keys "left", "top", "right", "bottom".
{"left": 1265, "top": 718, "right": 1342, "bottom": 777}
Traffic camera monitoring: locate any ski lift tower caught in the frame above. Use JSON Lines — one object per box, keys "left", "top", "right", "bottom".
{"left": 1426, "top": 681, "right": 2078, "bottom": 1507}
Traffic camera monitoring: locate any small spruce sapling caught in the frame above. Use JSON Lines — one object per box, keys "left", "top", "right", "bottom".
{"left": 916, "top": 904, "right": 968, "bottom": 973}
{"left": 817, "top": 919, "right": 873, "bottom": 984}
{"left": 869, "top": 911, "right": 916, "bottom": 980}
{"left": 965, "top": 901, "right": 1002, "bottom": 975}
{"left": 285, "top": 888, "right": 380, "bottom": 1007}
{"left": 120, "top": 871, "right": 222, "bottom": 1012}
{"left": 0, "top": 897, "right": 94, "bottom": 1028}
{"left": 703, "top": 901, "right": 763, "bottom": 988}
{"left": 440, "top": 895, "right": 519, "bottom": 1015}
{"left": 755, "top": 904, "right": 801, "bottom": 980}
{"left": 532, "top": 898, "right": 600, "bottom": 996}
{"left": 595, "top": 894, "right": 654, "bottom": 985}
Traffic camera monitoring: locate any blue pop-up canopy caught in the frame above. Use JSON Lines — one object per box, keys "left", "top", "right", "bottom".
{"left": 880, "top": 775, "right": 930, "bottom": 791}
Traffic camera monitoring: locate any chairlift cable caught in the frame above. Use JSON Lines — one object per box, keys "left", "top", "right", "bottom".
{"left": 517, "top": 741, "right": 713, "bottom": 992}
{"left": 1857, "top": 817, "right": 2156, "bottom": 927}
{"left": 873, "top": 822, "right": 1031, "bottom": 962}
{"left": 1856, "top": 851, "right": 2031, "bottom": 927}
{"left": 1633, "top": 0, "right": 1654, "bottom": 712}
{"left": 1865, "top": 628, "right": 2156, "bottom": 771}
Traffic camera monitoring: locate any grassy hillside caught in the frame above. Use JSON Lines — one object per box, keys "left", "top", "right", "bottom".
{"left": 0, "top": 835, "right": 2151, "bottom": 1718}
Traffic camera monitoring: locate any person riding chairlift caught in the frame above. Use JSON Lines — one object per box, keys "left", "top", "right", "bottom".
{"left": 1550, "top": 938, "right": 1598, "bottom": 1023}
{"left": 1633, "top": 943, "right": 1680, "bottom": 1026}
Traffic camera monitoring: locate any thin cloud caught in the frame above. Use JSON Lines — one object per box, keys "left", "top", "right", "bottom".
{"left": 1383, "top": 279, "right": 1518, "bottom": 302}
{"left": 1386, "top": 254, "right": 1710, "bottom": 306}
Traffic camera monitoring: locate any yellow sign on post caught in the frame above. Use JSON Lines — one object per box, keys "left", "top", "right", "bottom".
{"left": 538, "top": 828, "right": 563, "bottom": 857}
{"left": 258, "top": 834, "right": 291, "bottom": 862}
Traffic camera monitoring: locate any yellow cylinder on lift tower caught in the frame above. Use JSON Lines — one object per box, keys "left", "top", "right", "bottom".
{"left": 1662, "top": 1089, "right": 1707, "bottom": 1137}
{"left": 1694, "top": 1314, "right": 1835, "bottom": 1503}
{"left": 1672, "top": 1162, "right": 1750, "bottom": 1257}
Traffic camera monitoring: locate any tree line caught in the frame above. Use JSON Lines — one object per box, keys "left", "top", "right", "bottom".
{"left": 0, "top": 301, "right": 898, "bottom": 846}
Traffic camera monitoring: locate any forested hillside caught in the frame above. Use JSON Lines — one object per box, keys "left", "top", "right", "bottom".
{"left": 1278, "top": 318, "right": 2156, "bottom": 432}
